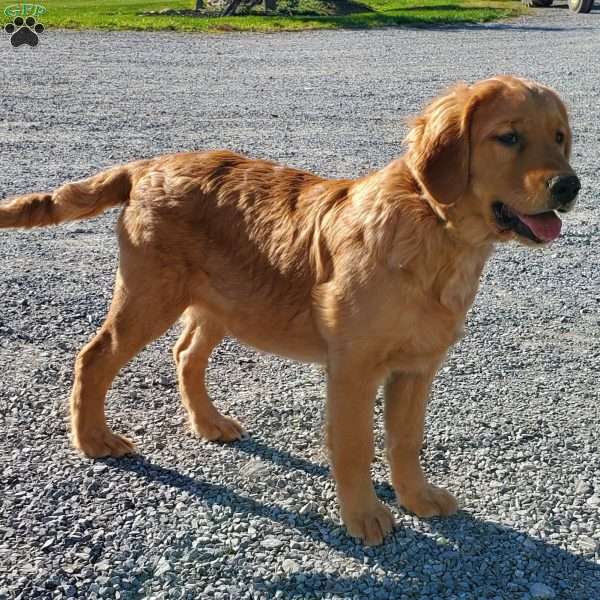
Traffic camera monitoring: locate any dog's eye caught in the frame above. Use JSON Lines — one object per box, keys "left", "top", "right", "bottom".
{"left": 496, "top": 132, "right": 520, "bottom": 146}
{"left": 556, "top": 131, "right": 565, "bottom": 144}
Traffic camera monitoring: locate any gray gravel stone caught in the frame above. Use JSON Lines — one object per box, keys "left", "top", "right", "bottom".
{"left": 260, "top": 537, "right": 285, "bottom": 549}
{"left": 154, "top": 557, "right": 172, "bottom": 577}
{"left": 282, "top": 559, "right": 301, "bottom": 574}
{"left": 579, "top": 536, "right": 599, "bottom": 553}
{"left": 530, "top": 582, "right": 556, "bottom": 599}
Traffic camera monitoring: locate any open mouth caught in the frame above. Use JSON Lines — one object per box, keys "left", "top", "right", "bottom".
{"left": 493, "top": 202, "right": 562, "bottom": 243}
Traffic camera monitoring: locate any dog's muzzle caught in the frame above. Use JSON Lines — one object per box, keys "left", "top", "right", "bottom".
{"left": 548, "top": 174, "right": 580, "bottom": 212}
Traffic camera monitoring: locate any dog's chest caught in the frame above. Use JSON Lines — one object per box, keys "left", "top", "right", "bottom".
{"left": 384, "top": 252, "right": 487, "bottom": 365}
{"left": 391, "top": 298, "right": 465, "bottom": 357}
{"left": 438, "top": 256, "right": 485, "bottom": 315}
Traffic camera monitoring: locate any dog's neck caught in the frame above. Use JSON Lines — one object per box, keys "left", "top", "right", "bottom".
{"left": 354, "top": 158, "right": 495, "bottom": 313}
{"left": 370, "top": 157, "right": 493, "bottom": 243}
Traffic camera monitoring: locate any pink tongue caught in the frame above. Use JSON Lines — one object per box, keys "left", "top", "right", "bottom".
{"left": 517, "top": 211, "right": 562, "bottom": 242}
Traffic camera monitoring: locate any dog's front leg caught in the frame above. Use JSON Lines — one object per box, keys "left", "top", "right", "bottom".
{"left": 384, "top": 367, "right": 458, "bottom": 518}
{"left": 326, "top": 360, "right": 395, "bottom": 546}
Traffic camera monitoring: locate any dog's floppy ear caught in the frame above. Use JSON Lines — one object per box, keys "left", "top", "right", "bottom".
{"left": 406, "top": 84, "right": 479, "bottom": 209}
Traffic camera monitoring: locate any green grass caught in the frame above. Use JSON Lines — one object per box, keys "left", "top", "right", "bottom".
{"left": 27, "top": 1, "right": 525, "bottom": 32}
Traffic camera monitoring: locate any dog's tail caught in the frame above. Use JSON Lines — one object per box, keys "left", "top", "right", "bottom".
{"left": 0, "top": 165, "right": 135, "bottom": 229}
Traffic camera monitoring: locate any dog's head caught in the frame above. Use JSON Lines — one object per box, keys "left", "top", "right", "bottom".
{"left": 405, "top": 76, "right": 579, "bottom": 246}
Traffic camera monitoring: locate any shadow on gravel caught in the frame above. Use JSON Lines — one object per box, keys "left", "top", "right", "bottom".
{"left": 234, "top": 436, "right": 397, "bottom": 500}
{"left": 450, "top": 22, "right": 597, "bottom": 32}
{"left": 105, "top": 452, "right": 600, "bottom": 598}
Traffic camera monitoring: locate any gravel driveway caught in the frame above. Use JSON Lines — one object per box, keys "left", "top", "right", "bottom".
{"left": 1, "top": 6, "right": 600, "bottom": 600}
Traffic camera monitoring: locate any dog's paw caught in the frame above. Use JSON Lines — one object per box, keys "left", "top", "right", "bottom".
{"left": 399, "top": 483, "right": 458, "bottom": 518}
{"left": 73, "top": 429, "right": 137, "bottom": 458}
{"left": 4, "top": 16, "right": 44, "bottom": 48}
{"left": 341, "top": 499, "right": 395, "bottom": 546}
{"left": 191, "top": 414, "right": 245, "bottom": 443}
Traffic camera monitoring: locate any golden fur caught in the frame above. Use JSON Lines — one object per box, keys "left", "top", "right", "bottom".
{"left": 0, "top": 76, "right": 578, "bottom": 545}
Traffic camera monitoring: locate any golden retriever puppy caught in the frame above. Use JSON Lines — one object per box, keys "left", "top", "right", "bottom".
{"left": 0, "top": 76, "right": 579, "bottom": 545}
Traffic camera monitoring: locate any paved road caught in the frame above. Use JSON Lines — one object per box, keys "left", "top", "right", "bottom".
{"left": 1, "top": 6, "right": 599, "bottom": 599}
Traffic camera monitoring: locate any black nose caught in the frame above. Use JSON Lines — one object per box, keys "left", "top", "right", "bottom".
{"left": 548, "top": 174, "right": 581, "bottom": 207}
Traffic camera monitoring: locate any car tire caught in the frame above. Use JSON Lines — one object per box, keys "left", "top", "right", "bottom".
{"left": 568, "top": 0, "right": 594, "bottom": 12}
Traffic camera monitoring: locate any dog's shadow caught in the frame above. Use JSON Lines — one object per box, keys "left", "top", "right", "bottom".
{"left": 105, "top": 439, "right": 600, "bottom": 597}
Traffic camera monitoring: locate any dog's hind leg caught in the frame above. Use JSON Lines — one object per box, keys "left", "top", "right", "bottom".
{"left": 70, "top": 268, "right": 185, "bottom": 458}
{"left": 173, "top": 310, "right": 244, "bottom": 442}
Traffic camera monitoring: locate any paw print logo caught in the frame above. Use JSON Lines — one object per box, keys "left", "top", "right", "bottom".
{"left": 4, "top": 16, "right": 44, "bottom": 47}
